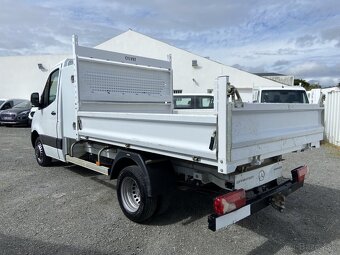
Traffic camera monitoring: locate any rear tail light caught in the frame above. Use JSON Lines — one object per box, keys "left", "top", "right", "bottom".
{"left": 213, "top": 189, "right": 246, "bottom": 216}
{"left": 292, "top": 165, "right": 309, "bottom": 183}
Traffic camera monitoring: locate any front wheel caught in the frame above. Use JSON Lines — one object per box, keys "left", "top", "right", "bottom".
{"left": 117, "top": 165, "right": 157, "bottom": 223}
{"left": 35, "top": 137, "right": 52, "bottom": 166}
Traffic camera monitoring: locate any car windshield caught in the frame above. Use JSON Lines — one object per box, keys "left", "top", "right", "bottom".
{"left": 261, "top": 90, "right": 309, "bottom": 103}
{"left": 174, "top": 96, "right": 214, "bottom": 109}
{"left": 13, "top": 101, "right": 31, "bottom": 109}
{"left": 0, "top": 100, "right": 4, "bottom": 105}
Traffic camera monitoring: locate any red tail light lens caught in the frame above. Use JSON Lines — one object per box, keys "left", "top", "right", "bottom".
{"left": 292, "top": 165, "right": 309, "bottom": 183}
{"left": 213, "top": 189, "right": 246, "bottom": 216}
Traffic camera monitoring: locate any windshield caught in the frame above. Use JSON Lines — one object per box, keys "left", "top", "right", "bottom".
{"left": 13, "top": 101, "right": 31, "bottom": 109}
{"left": 261, "top": 90, "right": 309, "bottom": 103}
{"left": 0, "top": 100, "right": 4, "bottom": 105}
{"left": 174, "top": 96, "right": 214, "bottom": 109}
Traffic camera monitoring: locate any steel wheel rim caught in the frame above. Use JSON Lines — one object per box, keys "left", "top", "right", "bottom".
{"left": 35, "top": 141, "right": 44, "bottom": 163}
{"left": 121, "top": 177, "right": 141, "bottom": 213}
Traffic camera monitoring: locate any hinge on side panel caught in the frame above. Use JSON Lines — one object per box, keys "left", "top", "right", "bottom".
{"left": 192, "top": 156, "right": 201, "bottom": 162}
{"left": 209, "top": 131, "right": 217, "bottom": 151}
{"left": 77, "top": 118, "right": 82, "bottom": 130}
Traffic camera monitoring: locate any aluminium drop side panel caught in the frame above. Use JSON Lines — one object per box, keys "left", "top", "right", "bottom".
{"left": 76, "top": 103, "right": 323, "bottom": 173}
{"left": 230, "top": 103, "right": 324, "bottom": 164}
{"left": 77, "top": 111, "right": 218, "bottom": 165}
{"left": 217, "top": 73, "right": 323, "bottom": 173}
{"left": 215, "top": 77, "right": 323, "bottom": 174}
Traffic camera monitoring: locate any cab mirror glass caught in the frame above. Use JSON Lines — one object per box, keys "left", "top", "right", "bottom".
{"left": 31, "top": 92, "right": 40, "bottom": 107}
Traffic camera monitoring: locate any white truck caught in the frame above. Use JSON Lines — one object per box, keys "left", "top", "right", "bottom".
{"left": 30, "top": 36, "right": 323, "bottom": 231}
{"left": 251, "top": 86, "right": 309, "bottom": 104}
{"left": 235, "top": 86, "right": 309, "bottom": 103}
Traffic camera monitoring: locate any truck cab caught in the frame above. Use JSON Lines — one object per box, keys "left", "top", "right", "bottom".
{"left": 30, "top": 59, "right": 74, "bottom": 163}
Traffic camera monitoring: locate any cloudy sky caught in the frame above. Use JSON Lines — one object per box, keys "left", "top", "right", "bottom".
{"left": 1, "top": 0, "right": 339, "bottom": 86}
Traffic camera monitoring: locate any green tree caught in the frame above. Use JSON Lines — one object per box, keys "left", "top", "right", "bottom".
{"left": 294, "top": 79, "right": 321, "bottom": 91}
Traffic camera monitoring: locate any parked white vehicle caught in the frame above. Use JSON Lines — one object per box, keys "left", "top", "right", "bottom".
{"left": 173, "top": 93, "right": 215, "bottom": 115}
{"left": 173, "top": 94, "right": 214, "bottom": 109}
{"left": 30, "top": 36, "right": 323, "bottom": 231}
{"left": 250, "top": 86, "right": 309, "bottom": 103}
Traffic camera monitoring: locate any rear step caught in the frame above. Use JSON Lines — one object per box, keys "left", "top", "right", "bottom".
{"left": 66, "top": 155, "right": 109, "bottom": 175}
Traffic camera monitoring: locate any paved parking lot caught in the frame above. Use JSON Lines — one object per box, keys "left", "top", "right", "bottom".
{"left": 0, "top": 126, "right": 339, "bottom": 255}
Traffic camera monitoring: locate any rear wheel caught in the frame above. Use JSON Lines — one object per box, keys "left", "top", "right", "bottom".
{"left": 117, "top": 165, "right": 157, "bottom": 223}
{"left": 155, "top": 194, "right": 172, "bottom": 216}
{"left": 35, "top": 137, "right": 52, "bottom": 166}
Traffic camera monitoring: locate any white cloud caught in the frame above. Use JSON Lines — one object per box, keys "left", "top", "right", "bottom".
{"left": 0, "top": 0, "right": 339, "bottom": 86}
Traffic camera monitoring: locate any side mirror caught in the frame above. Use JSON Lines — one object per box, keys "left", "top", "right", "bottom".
{"left": 31, "top": 92, "right": 40, "bottom": 107}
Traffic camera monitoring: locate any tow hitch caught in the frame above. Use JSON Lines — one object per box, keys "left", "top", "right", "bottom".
{"left": 270, "top": 193, "right": 286, "bottom": 212}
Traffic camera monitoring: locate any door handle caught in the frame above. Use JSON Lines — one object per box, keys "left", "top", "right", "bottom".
{"left": 51, "top": 111, "right": 56, "bottom": 116}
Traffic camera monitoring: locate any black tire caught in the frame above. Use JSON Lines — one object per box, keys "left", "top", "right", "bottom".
{"left": 117, "top": 165, "right": 158, "bottom": 223}
{"left": 155, "top": 194, "right": 172, "bottom": 216}
{"left": 35, "top": 137, "right": 52, "bottom": 166}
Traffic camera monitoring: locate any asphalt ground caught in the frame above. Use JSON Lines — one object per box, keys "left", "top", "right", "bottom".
{"left": 0, "top": 126, "right": 339, "bottom": 255}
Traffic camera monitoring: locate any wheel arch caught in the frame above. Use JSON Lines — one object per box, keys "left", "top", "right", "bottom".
{"left": 110, "top": 150, "right": 142, "bottom": 180}
{"left": 111, "top": 150, "right": 175, "bottom": 197}
{"left": 31, "top": 130, "right": 39, "bottom": 148}
{"left": 110, "top": 150, "right": 151, "bottom": 195}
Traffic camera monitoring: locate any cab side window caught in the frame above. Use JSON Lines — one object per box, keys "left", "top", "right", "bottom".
{"left": 49, "top": 70, "right": 59, "bottom": 104}
{"left": 42, "top": 69, "right": 59, "bottom": 108}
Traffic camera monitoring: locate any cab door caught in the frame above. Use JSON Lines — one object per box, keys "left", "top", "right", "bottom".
{"left": 37, "top": 67, "right": 61, "bottom": 159}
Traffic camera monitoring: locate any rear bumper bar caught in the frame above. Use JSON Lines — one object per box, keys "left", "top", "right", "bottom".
{"left": 208, "top": 168, "right": 304, "bottom": 231}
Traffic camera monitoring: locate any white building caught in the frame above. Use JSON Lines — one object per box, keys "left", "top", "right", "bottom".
{"left": 96, "top": 30, "right": 284, "bottom": 101}
{"left": 0, "top": 30, "right": 283, "bottom": 101}
{"left": 0, "top": 54, "right": 68, "bottom": 99}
